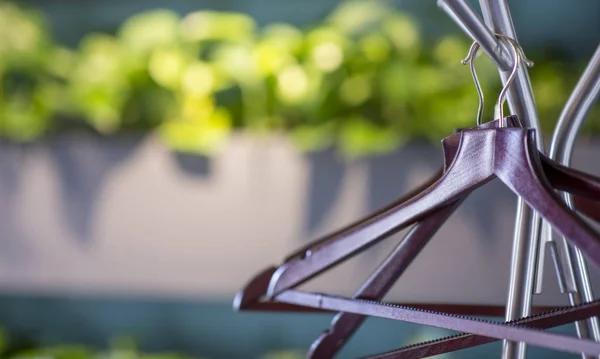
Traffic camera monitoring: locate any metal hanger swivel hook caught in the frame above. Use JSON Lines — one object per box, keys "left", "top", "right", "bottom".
{"left": 461, "top": 34, "right": 533, "bottom": 126}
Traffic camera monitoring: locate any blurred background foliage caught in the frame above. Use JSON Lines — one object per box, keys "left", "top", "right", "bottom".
{"left": 0, "top": 329, "right": 306, "bottom": 359}
{"left": 1, "top": 0, "right": 598, "bottom": 158}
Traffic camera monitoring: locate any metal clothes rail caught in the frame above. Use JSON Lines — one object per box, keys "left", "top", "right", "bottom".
{"left": 437, "top": 1, "right": 600, "bottom": 358}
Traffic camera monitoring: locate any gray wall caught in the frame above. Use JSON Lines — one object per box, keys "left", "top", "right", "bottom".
{"left": 1, "top": 133, "right": 600, "bottom": 358}
{"left": 3, "top": 133, "right": 600, "bottom": 306}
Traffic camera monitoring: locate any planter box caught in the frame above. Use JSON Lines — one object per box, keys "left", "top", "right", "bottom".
{"left": 1, "top": 132, "right": 600, "bottom": 306}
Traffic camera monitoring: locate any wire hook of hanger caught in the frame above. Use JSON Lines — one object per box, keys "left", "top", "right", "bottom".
{"left": 461, "top": 34, "right": 533, "bottom": 126}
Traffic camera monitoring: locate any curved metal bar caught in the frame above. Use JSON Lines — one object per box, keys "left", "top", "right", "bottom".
{"left": 542, "top": 43, "right": 600, "bottom": 356}
{"left": 438, "top": 3, "right": 600, "bottom": 359}
{"left": 438, "top": 2, "right": 543, "bottom": 357}
{"left": 438, "top": 0, "right": 513, "bottom": 71}
{"left": 476, "top": 1, "right": 545, "bottom": 359}
{"left": 548, "top": 45, "right": 600, "bottom": 164}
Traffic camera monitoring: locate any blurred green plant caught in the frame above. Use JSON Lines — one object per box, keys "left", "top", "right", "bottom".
{"left": 0, "top": 330, "right": 305, "bottom": 359}
{"left": 0, "top": 1, "right": 598, "bottom": 158}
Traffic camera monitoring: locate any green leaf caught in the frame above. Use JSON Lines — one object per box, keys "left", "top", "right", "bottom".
{"left": 0, "top": 0, "right": 594, "bottom": 153}
{"left": 326, "top": 0, "right": 389, "bottom": 35}
{"left": 261, "top": 350, "right": 306, "bottom": 359}
{"left": 158, "top": 96, "right": 232, "bottom": 155}
{"left": 290, "top": 122, "right": 335, "bottom": 152}
{"left": 118, "top": 10, "right": 181, "bottom": 55}
{"left": 180, "top": 11, "right": 256, "bottom": 43}
{"left": 338, "top": 116, "right": 400, "bottom": 159}
{"left": 382, "top": 14, "right": 421, "bottom": 55}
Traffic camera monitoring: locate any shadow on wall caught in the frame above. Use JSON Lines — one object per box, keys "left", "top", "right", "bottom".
{"left": 47, "top": 134, "right": 145, "bottom": 244}
{"left": 0, "top": 144, "right": 34, "bottom": 264}
{"left": 172, "top": 153, "right": 212, "bottom": 178}
{"left": 0, "top": 134, "right": 214, "bottom": 248}
{"left": 364, "top": 143, "right": 438, "bottom": 263}
{"left": 0, "top": 134, "right": 517, "bottom": 252}
{"left": 302, "top": 149, "right": 347, "bottom": 236}
{"left": 0, "top": 136, "right": 514, "bottom": 249}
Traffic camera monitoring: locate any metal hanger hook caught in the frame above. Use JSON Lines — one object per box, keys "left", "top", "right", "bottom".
{"left": 461, "top": 34, "right": 533, "bottom": 126}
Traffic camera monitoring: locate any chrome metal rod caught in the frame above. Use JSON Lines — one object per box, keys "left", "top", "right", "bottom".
{"left": 478, "top": 0, "right": 542, "bottom": 138}
{"left": 477, "top": 1, "right": 545, "bottom": 359}
{"left": 503, "top": 204, "right": 540, "bottom": 359}
{"left": 437, "top": 0, "right": 513, "bottom": 71}
{"left": 549, "top": 43, "right": 600, "bottom": 172}
{"left": 439, "top": 1, "right": 598, "bottom": 357}
{"left": 545, "top": 44, "right": 600, "bottom": 358}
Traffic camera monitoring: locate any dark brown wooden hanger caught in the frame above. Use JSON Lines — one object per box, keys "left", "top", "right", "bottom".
{"left": 235, "top": 116, "right": 600, "bottom": 356}
{"left": 275, "top": 289, "right": 600, "bottom": 356}
{"left": 365, "top": 299, "right": 600, "bottom": 359}
{"left": 308, "top": 150, "right": 600, "bottom": 358}
{"left": 306, "top": 201, "right": 462, "bottom": 359}
{"left": 235, "top": 119, "right": 595, "bottom": 358}
{"left": 573, "top": 196, "right": 600, "bottom": 223}
{"left": 235, "top": 32, "right": 600, "bottom": 356}
{"left": 305, "top": 126, "right": 467, "bottom": 358}
{"left": 263, "top": 117, "right": 600, "bottom": 298}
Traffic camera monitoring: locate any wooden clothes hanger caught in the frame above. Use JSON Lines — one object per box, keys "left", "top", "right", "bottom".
{"left": 271, "top": 116, "right": 600, "bottom": 355}
{"left": 234, "top": 36, "right": 600, "bottom": 357}
{"left": 236, "top": 117, "right": 600, "bottom": 356}
{"left": 235, "top": 118, "right": 600, "bottom": 358}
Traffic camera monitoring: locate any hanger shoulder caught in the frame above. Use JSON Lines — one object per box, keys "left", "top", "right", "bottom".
{"left": 540, "top": 154, "right": 600, "bottom": 201}
{"left": 493, "top": 129, "right": 600, "bottom": 269}
{"left": 281, "top": 167, "right": 444, "bottom": 262}
{"left": 573, "top": 196, "right": 600, "bottom": 223}
{"left": 305, "top": 129, "right": 497, "bottom": 358}
{"left": 540, "top": 155, "right": 600, "bottom": 220}
{"left": 234, "top": 131, "right": 464, "bottom": 310}
{"left": 266, "top": 129, "right": 497, "bottom": 297}
{"left": 279, "top": 129, "right": 472, "bottom": 263}
{"left": 283, "top": 129, "right": 468, "bottom": 262}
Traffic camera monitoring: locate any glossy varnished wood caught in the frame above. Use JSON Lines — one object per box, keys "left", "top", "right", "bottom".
{"left": 234, "top": 117, "right": 600, "bottom": 358}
